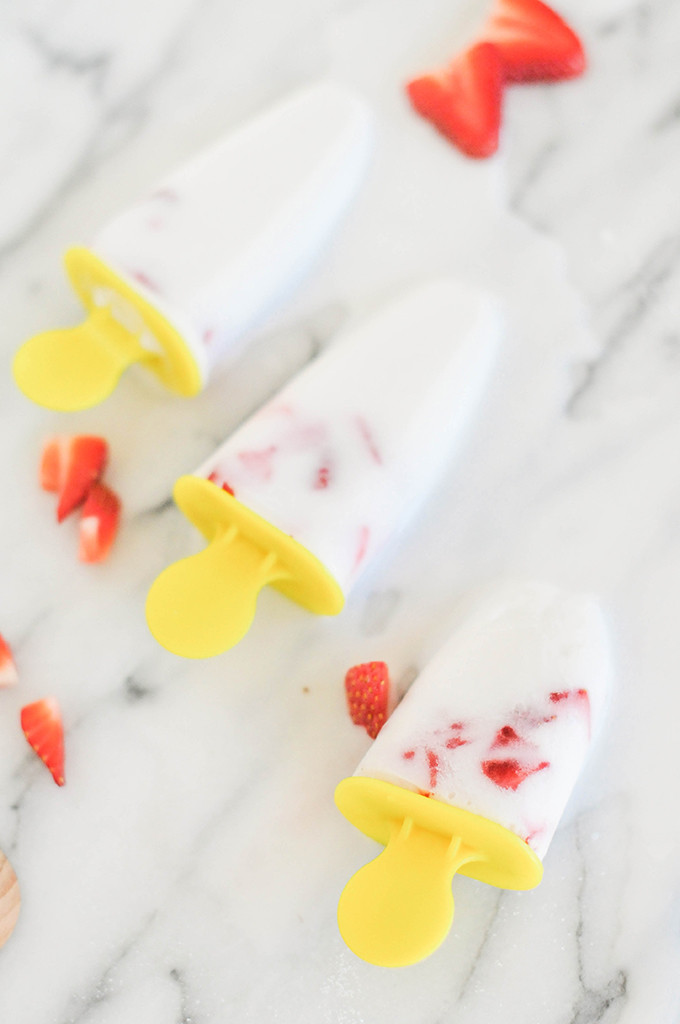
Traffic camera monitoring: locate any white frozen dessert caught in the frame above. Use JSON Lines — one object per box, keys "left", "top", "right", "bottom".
{"left": 335, "top": 580, "right": 613, "bottom": 966}
{"left": 13, "top": 82, "right": 372, "bottom": 411}
{"left": 354, "top": 581, "right": 611, "bottom": 857}
{"left": 145, "top": 279, "right": 501, "bottom": 658}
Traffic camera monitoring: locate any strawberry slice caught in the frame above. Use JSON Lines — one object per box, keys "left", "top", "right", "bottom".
{"left": 78, "top": 482, "right": 121, "bottom": 563}
{"left": 49, "top": 435, "right": 109, "bottom": 522}
{"left": 344, "top": 661, "right": 390, "bottom": 739}
{"left": 479, "top": 0, "right": 586, "bottom": 83}
{"left": 0, "top": 634, "right": 18, "bottom": 688}
{"left": 407, "top": 43, "right": 504, "bottom": 159}
{"left": 20, "top": 698, "right": 65, "bottom": 786}
{"left": 39, "top": 438, "right": 66, "bottom": 492}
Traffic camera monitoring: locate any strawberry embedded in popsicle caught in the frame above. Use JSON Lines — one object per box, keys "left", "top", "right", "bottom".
{"left": 353, "top": 526, "right": 371, "bottom": 573}
{"left": 491, "top": 724, "right": 522, "bottom": 747}
{"left": 406, "top": 43, "right": 504, "bottom": 159}
{"left": 345, "top": 661, "right": 391, "bottom": 740}
{"left": 482, "top": 756, "right": 549, "bottom": 790}
{"left": 445, "top": 721, "right": 469, "bottom": 749}
{"left": 426, "top": 748, "right": 440, "bottom": 788}
{"left": 78, "top": 482, "right": 121, "bottom": 563}
{"left": 313, "top": 463, "right": 332, "bottom": 489}
{"left": 355, "top": 416, "right": 383, "bottom": 465}
{"left": 207, "top": 471, "right": 235, "bottom": 497}
{"left": 237, "top": 446, "right": 277, "bottom": 482}
{"left": 478, "top": 0, "right": 586, "bottom": 83}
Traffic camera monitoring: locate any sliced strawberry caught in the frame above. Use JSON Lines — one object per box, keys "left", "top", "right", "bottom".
{"left": 344, "top": 661, "right": 390, "bottom": 740}
{"left": 55, "top": 436, "right": 109, "bottom": 523}
{"left": 39, "top": 438, "right": 66, "bottom": 492}
{"left": 0, "top": 634, "right": 18, "bottom": 688}
{"left": 407, "top": 43, "right": 504, "bottom": 159}
{"left": 479, "top": 0, "right": 585, "bottom": 83}
{"left": 78, "top": 482, "right": 121, "bottom": 563}
{"left": 21, "top": 698, "right": 65, "bottom": 786}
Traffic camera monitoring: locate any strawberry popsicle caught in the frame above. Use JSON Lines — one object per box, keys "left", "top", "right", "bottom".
{"left": 335, "top": 581, "right": 612, "bottom": 967}
{"left": 145, "top": 280, "right": 500, "bottom": 658}
{"left": 13, "top": 83, "right": 372, "bottom": 411}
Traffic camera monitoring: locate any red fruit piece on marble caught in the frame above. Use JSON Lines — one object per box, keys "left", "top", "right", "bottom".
{"left": 344, "top": 661, "right": 390, "bottom": 739}
{"left": 78, "top": 482, "right": 121, "bottom": 563}
{"left": 21, "top": 698, "right": 65, "bottom": 786}
{"left": 0, "top": 634, "right": 18, "bottom": 688}
{"left": 406, "top": 42, "right": 504, "bottom": 159}
{"left": 479, "top": 0, "right": 586, "bottom": 83}
{"left": 39, "top": 438, "right": 66, "bottom": 492}
{"left": 47, "top": 436, "right": 109, "bottom": 522}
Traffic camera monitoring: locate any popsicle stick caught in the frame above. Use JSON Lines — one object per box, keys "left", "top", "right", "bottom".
{"left": 0, "top": 850, "right": 20, "bottom": 948}
{"left": 13, "top": 308, "right": 149, "bottom": 412}
{"left": 337, "top": 817, "right": 477, "bottom": 967}
{"left": 146, "top": 525, "right": 288, "bottom": 658}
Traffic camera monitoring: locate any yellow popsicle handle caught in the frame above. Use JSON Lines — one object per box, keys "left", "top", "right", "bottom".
{"left": 13, "top": 307, "right": 150, "bottom": 412}
{"left": 338, "top": 817, "right": 476, "bottom": 967}
{"left": 146, "top": 523, "right": 288, "bottom": 659}
{"left": 146, "top": 476, "right": 344, "bottom": 658}
{"left": 13, "top": 247, "right": 202, "bottom": 411}
{"left": 335, "top": 778, "right": 543, "bottom": 967}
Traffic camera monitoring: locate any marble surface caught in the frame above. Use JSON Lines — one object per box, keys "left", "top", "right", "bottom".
{"left": 0, "top": 0, "right": 679, "bottom": 1020}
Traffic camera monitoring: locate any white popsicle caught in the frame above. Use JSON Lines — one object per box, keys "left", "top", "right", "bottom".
{"left": 355, "top": 581, "right": 611, "bottom": 858}
{"left": 146, "top": 280, "right": 501, "bottom": 657}
{"left": 14, "top": 82, "right": 372, "bottom": 411}
{"left": 335, "top": 580, "right": 613, "bottom": 967}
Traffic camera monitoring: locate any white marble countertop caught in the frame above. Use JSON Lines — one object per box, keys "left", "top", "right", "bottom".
{"left": 1, "top": 0, "right": 679, "bottom": 1021}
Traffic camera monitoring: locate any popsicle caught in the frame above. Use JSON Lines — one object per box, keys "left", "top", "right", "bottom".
{"left": 13, "top": 83, "right": 372, "bottom": 411}
{"left": 335, "top": 580, "right": 612, "bottom": 967}
{"left": 145, "top": 280, "right": 500, "bottom": 658}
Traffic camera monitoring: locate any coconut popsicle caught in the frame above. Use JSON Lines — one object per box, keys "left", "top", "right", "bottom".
{"left": 335, "top": 580, "right": 612, "bottom": 967}
{"left": 13, "top": 83, "right": 372, "bottom": 411}
{"left": 145, "top": 279, "right": 501, "bottom": 658}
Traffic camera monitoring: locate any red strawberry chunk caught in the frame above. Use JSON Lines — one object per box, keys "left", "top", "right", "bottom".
{"left": 482, "top": 756, "right": 549, "bottom": 790}
{"left": 78, "top": 482, "right": 121, "bottom": 563}
{"left": 40, "top": 438, "right": 66, "bottom": 492}
{"left": 0, "top": 634, "right": 18, "bottom": 688}
{"left": 55, "top": 435, "right": 109, "bottom": 522}
{"left": 344, "top": 661, "right": 390, "bottom": 739}
{"left": 21, "top": 698, "right": 65, "bottom": 786}
{"left": 407, "top": 42, "right": 504, "bottom": 159}
{"left": 480, "top": 0, "right": 586, "bottom": 83}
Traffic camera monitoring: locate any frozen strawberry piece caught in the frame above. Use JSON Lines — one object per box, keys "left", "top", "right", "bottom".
{"left": 207, "top": 470, "right": 235, "bottom": 497}
{"left": 0, "top": 634, "right": 18, "bottom": 688}
{"left": 353, "top": 526, "right": 371, "bottom": 572}
{"left": 406, "top": 43, "right": 504, "bottom": 159}
{"left": 54, "top": 435, "right": 109, "bottom": 522}
{"left": 345, "top": 661, "right": 390, "bottom": 740}
{"left": 78, "top": 482, "right": 121, "bottom": 563}
{"left": 426, "top": 748, "right": 440, "bottom": 788}
{"left": 313, "top": 464, "right": 332, "bottom": 489}
{"left": 482, "top": 756, "right": 549, "bottom": 790}
{"left": 445, "top": 721, "right": 468, "bottom": 749}
{"left": 355, "top": 416, "right": 382, "bottom": 465}
{"left": 492, "top": 724, "right": 522, "bottom": 747}
{"left": 479, "top": 0, "right": 586, "bottom": 84}
{"left": 21, "top": 697, "right": 65, "bottom": 786}
{"left": 237, "top": 446, "right": 277, "bottom": 482}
